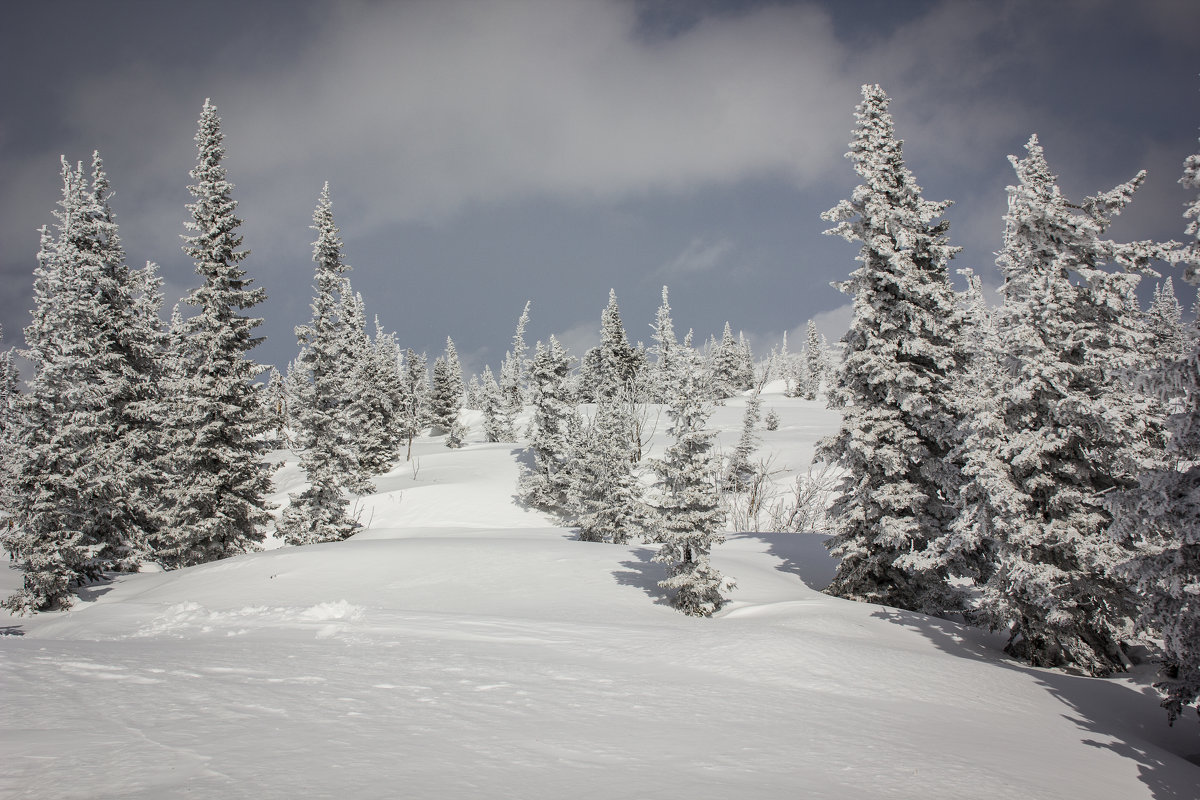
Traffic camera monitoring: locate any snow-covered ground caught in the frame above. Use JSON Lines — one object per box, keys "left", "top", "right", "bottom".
{"left": 2, "top": 389, "right": 1197, "bottom": 799}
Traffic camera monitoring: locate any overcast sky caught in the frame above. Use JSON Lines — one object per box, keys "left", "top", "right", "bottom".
{"left": 2, "top": 0, "right": 1197, "bottom": 377}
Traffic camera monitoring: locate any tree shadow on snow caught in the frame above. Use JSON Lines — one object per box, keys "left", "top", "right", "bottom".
{"left": 0, "top": 625, "right": 24, "bottom": 636}
{"left": 732, "top": 531, "right": 837, "bottom": 591}
{"left": 611, "top": 547, "right": 671, "bottom": 607}
{"left": 871, "top": 606, "right": 1200, "bottom": 799}
{"left": 73, "top": 575, "right": 118, "bottom": 603}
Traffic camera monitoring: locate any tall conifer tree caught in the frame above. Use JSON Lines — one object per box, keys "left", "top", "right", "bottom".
{"left": 816, "top": 84, "right": 967, "bottom": 616}
{"left": 276, "top": 184, "right": 363, "bottom": 545}
{"left": 969, "top": 136, "right": 1161, "bottom": 675}
{"left": 159, "top": 100, "right": 274, "bottom": 567}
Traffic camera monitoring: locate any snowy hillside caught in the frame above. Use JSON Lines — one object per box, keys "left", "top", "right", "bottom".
{"left": 2, "top": 390, "right": 1197, "bottom": 800}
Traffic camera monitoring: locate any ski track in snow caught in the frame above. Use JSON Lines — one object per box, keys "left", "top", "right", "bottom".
{"left": 1, "top": 391, "right": 1198, "bottom": 799}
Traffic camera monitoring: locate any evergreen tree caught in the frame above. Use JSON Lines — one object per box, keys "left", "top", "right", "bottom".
{"left": 155, "top": 100, "right": 274, "bottom": 568}
{"left": 399, "top": 348, "right": 430, "bottom": 461}
{"left": 736, "top": 331, "right": 756, "bottom": 390}
{"left": 519, "top": 337, "right": 579, "bottom": 511}
{"left": 263, "top": 367, "right": 288, "bottom": 445}
{"left": 1107, "top": 131, "right": 1200, "bottom": 718}
{"left": 430, "top": 338, "right": 464, "bottom": 436}
{"left": 650, "top": 285, "right": 678, "bottom": 402}
{"left": 969, "top": 136, "right": 1161, "bottom": 675}
{"left": 276, "top": 184, "right": 363, "bottom": 546}
{"left": 596, "top": 289, "right": 639, "bottom": 402}
{"left": 709, "top": 322, "right": 743, "bottom": 399}
{"left": 465, "top": 374, "right": 482, "bottom": 410}
{"left": 340, "top": 289, "right": 394, "bottom": 481}
{"left": 500, "top": 300, "right": 531, "bottom": 415}
{"left": 445, "top": 337, "right": 465, "bottom": 409}
{"left": 0, "top": 327, "right": 17, "bottom": 442}
{"left": 804, "top": 320, "right": 824, "bottom": 400}
{"left": 724, "top": 384, "right": 763, "bottom": 493}
{"left": 570, "top": 399, "right": 652, "bottom": 544}
{"left": 430, "top": 356, "right": 456, "bottom": 433}
{"left": 369, "top": 320, "right": 407, "bottom": 457}
{"left": 4, "top": 155, "right": 165, "bottom": 611}
{"left": 1147, "top": 277, "right": 1187, "bottom": 367}
{"left": 651, "top": 342, "right": 733, "bottom": 616}
{"left": 815, "top": 84, "right": 968, "bottom": 616}
{"left": 479, "top": 365, "right": 512, "bottom": 443}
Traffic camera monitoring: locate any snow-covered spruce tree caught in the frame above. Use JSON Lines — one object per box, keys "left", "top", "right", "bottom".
{"left": 465, "top": 374, "right": 482, "bottom": 410}
{"left": 815, "top": 84, "right": 968, "bottom": 616}
{"left": 500, "top": 300, "right": 531, "bottom": 416}
{"left": 708, "top": 322, "right": 744, "bottom": 399}
{"left": 804, "top": 320, "right": 824, "bottom": 400}
{"left": 339, "top": 288, "right": 395, "bottom": 482}
{"left": 263, "top": 367, "right": 288, "bottom": 445}
{"left": 155, "top": 100, "right": 274, "bottom": 568}
{"left": 445, "top": 337, "right": 465, "bottom": 410}
{"left": 649, "top": 285, "right": 678, "bottom": 402}
{"left": 917, "top": 269, "right": 1006, "bottom": 603}
{"left": 479, "top": 365, "right": 512, "bottom": 443}
{"left": 276, "top": 185, "right": 364, "bottom": 546}
{"left": 369, "top": 321, "right": 408, "bottom": 455}
{"left": 1147, "top": 277, "right": 1187, "bottom": 368}
{"left": 569, "top": 399, "right": 653, "bottom": 544}
{"left": 430, "top": 339, "right": 464, "bottom": 436}
{"left": 1107, "top": 132, "right": 1200, "bottom": 718}
{"left": 595, "top": 289, "right": 640, "bottom": 402}
{"left": 737, "top": 331, "right": 756, "bottom": 389}
{"left": 3, "top": 156, "right": 166, "bottom": 611}
{"left": 970, "top": 136, "right": 1163, "bottom": 675}
{"left": 519, "top": 337, "right": 579, "bottom": 512}
{"left": 399, "top": 348, "right": 430, "bottom": 461}
{"left": 0, "top": 326, "right": 17, "bottom": 451}
{"left": 724, "top": 383, "right": 763, "bottom": 493}
{"left": 430, "top": 356, "right": 454, "bottom": 432}
{"left": 651, "top": 341, "right": 733, "bottom": 616}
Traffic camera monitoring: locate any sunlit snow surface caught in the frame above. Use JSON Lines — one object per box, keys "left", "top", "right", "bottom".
{"left": 2, "top": 389, "right": 1197, "bottom": 799}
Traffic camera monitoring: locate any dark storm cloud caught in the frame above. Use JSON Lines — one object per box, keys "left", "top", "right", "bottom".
{"left": 1, "top": 0, "right": 1197, "bottom": 376}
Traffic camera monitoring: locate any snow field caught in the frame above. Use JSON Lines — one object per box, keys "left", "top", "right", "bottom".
{"left": 1, "top": 391, "right": 1197, "bottom": 799}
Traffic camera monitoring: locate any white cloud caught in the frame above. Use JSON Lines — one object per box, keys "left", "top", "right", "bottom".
{"left": 659, "top": 236, "right": 735, "bottom": 276}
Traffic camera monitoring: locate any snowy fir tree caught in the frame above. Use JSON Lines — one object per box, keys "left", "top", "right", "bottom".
{"left": 369, "top": 320, "right": 408, "bottom": 457}
{"left": 3, "top": 155, "right": 168, "bottom": 611}
{"left": 569, "top": 399, "right": 652, "bottom": 544}
{"left": 0, "top": 326, "right": 17, "bottom": 443}
{"left": 724, "top": 383, "right": 763, "bottom": 493}
{"left": 595, "top": 289, "right": 640, "bottom": 402}
{"left": 263, "top": 367, "right": 289, "bottom": 445}
{"left": 815, "top": 84, "right": 969, "bottom": 617}
{"left": 479, "top": 365, "right": 513, "bottom": 443}
{"left": 708, "top": 322, "right": 745, "bottom": 399}
{"left": 737, "top": 331, "right": 756, "bottom": 389}
{"left": 430, "top": 356, "right": 455, "bottom": 432}
{"left": 276, "top": 185, "right": 364, "bottom": 546}
{"left": 338, "top": 288, "right": 394, "bottom": 482}
{"left": 651, "top": 341, "right": 733, "bottom": 616}
{"left": 519, "top": 337, "right": 579, "bottom": 512}
{"left": 152, "top": 102, "right": 277, "bottom": 567}
{"left": 1107, "top": 131, "right": 1200, "bottom": 718}
{"left": 650, "top": 285, "right": 678, "bottom": 402}
{"left": 445, "top": 337, "right": 465, "bottom": 409}
{"left": 803, "top": 320, "right": 825, "bottom": 400}
{"left": 430, "top": 338, "right": 464, "bottom": 436}
{"left": 968, "top": 136, "right": 1164, "bottom": 675}
{"left": 1146, "top": 277, "right": 1187, "bottom": 368}
{"left": 399, "top": 348, "right": 431, "bottom": 461}
{"left": 500, "top": 300, "right": 531, "bottom": 416}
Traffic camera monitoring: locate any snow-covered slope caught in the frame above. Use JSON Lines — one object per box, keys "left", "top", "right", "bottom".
{"left": 2, "top": 392, "right": 1197, "bottom": 799}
